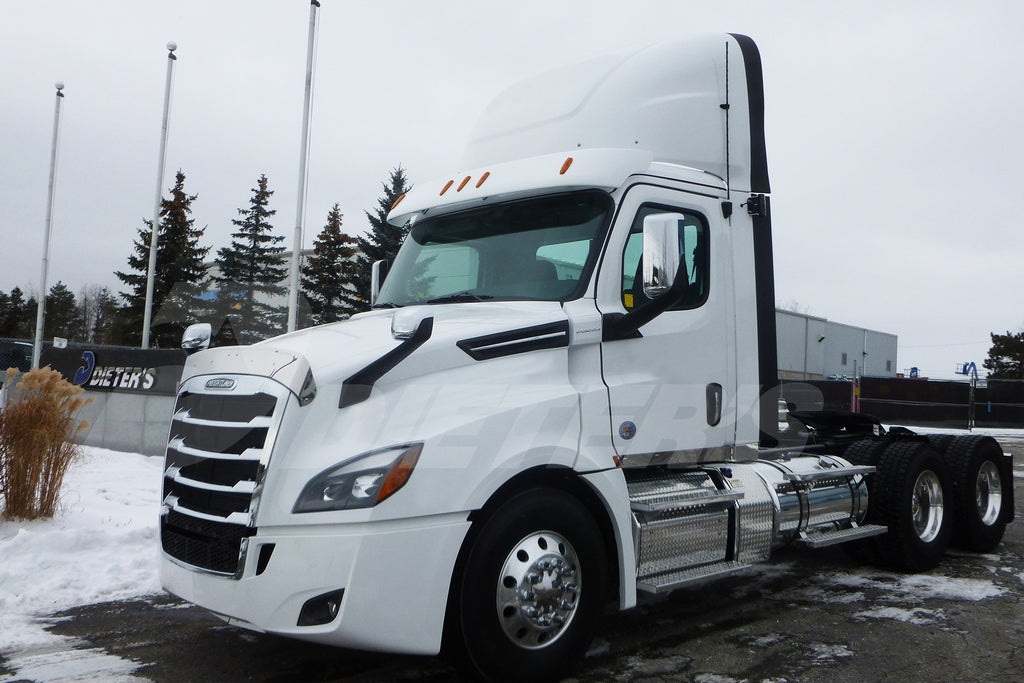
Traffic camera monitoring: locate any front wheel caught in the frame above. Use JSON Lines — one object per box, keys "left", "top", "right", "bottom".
{"left": 446, "top": 488, "right": 607, "bottom": 683}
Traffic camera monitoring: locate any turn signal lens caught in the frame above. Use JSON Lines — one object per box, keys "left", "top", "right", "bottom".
{"left": 377, "top": 443, "right": 422, "bottom": 503}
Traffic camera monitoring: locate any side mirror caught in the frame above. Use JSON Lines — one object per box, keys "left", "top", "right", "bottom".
{"left": 370, "top": 260, "right": 390, "bottom": 306}
{"left": 642, "top": 213, "right": 684, "bottom": 298}
{"left": 181, "top": 323, "right": 212, "bottom": 354}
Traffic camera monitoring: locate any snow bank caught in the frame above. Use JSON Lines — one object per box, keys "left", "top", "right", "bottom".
{"left": 0, "top": 447, "right": 163, "bottom": 655}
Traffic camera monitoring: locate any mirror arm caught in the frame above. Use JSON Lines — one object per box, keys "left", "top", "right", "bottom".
{"left": 602, "top": 262, "right": 689, "bottom": 342}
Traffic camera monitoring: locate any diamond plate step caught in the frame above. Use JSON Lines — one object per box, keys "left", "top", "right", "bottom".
{"left": 628, "top": 471, "right": 743, "bottom": 512}
{"left": 796, "top": 524, "right": 887, "bottom": 549}
{"left": 637, "top": 561, "right": 752, "bottom": 594}
{"left": 784, "top": 465, "right": 875, "bottom": 484}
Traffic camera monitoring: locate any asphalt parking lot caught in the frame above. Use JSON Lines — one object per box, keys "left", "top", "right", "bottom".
{"left": 10, "top": 436, "right": 1024, "bottom": 682}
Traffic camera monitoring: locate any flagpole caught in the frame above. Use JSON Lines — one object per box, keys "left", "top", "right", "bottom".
{"left": 287, "top": 0, "right": 320, "bottom": 333}
{"left": 32, "top": 82, "right": 65, "bottom": 369}
{"left": 142, "top": 42, "right": 178, "bottom": 348}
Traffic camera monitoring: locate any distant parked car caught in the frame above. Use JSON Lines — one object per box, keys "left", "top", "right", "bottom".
{"left": 0, "top": 340, "right": 32, "bottom": 373}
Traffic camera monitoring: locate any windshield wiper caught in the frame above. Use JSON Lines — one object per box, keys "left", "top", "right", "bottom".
{"left": 372, "top": 302, "right": 401, "bottom": 309}
{"left": 425, "top": 291, "right": 494, "bottom": 304}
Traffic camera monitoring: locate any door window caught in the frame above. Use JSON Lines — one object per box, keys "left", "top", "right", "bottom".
{"left": 621, "top": 205, "right": 709, "bottom": 310}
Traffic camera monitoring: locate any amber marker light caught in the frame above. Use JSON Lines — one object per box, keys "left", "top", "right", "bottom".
{"left": 440, "top": 180, "right": 454, "bottom": 196}
{"left": 390, "top": 193, "right": 407, "bottom": 211}
{"left": 560, "top": 157, "right": 574, "bottom": 175}
{"left": 377, "top": 443, "right": 423, "bottom": 503}
{"left": 457, "top": 175, "right": 472, "bottom": 191}
{"left": 475, "top": 171, "right": 490, "bottom": 188}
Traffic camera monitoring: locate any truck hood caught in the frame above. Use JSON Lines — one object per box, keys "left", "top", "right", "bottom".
{"left": 208, "top": 301, "right": 572, "bottom": 397}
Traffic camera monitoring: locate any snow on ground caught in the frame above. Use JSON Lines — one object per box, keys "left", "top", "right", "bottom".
{"left": 0, "top": 447, "right": 163, "bottom": 681}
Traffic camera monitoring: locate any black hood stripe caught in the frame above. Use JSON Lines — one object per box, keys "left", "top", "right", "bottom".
{"left": 458, "top": 321, "right": 569, "bottom": 361}
{"left": 339, "top": 317, "right": 434, "bottom": 409}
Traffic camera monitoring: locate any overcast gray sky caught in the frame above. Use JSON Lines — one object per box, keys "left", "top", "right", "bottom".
{"left": 2, "top": 0, "right": 1022, "bottom": 378}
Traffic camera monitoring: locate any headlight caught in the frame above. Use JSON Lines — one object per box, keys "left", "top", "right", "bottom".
{"left": 292, "top": 443, "right": 422, "bottom": 513}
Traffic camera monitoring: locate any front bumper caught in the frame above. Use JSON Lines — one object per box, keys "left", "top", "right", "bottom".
{"left": 161, "top": 513, "right": 470, "bottom": 655}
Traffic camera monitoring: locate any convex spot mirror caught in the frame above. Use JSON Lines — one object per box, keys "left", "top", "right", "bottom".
{"left": 181, "top": 322, "right": 212, "bottom": 354}
{"left": 642, "top": 213, "right": 686, "bottom": 298}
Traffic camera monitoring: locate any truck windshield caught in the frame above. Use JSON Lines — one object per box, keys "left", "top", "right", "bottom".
{"left": 375, "top": 190, "right": 612, "bottom": 307}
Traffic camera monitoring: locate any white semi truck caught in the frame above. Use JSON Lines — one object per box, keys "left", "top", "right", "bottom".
{"left": 161, "top": 34, "right": 1014, "bottom": 682}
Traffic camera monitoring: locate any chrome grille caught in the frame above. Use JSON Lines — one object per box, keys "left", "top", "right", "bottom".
{"left": 160, "top": 378, "right": 287, "bottom": 576}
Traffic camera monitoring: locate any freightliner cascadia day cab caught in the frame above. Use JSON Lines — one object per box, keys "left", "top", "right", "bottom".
{"left": 161, "top": 34, "right": 1014, "bottom": 682}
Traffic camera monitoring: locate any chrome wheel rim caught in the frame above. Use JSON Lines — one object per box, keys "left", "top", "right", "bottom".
{"left": 911, "top": 470, "right": 944, "bottom": 543}
{"left": 976, "top": 461, "right": 1003, "bottom": 526}
{"left": 496, "top": 531, "right": 581, "bottom": 649}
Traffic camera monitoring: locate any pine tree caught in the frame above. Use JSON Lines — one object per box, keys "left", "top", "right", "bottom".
{"left": 43, "top": 281, "right": 78, "bottom": 340}
{"left": 212, "top": 174, "right": 287, "bottom": 344}
{"left": 115, "top": 170, "right": 210, "bottom": 347}
{"left": 984, "top": 329, "right": 1024, "bottom": 379}
{"left": 4, "top": 287, "right": 33, "bottom": 339}
{"left": 0, "top": 290, "right": 11, "bottom": 337}
{"left": 91, "top": 287, "right": 119, "bottom": 345}
{"left": 352, "top": 166, "right": 411, "bottom": 311}
{"left": 301, "top": 204, "right": 360, "bottom": 324}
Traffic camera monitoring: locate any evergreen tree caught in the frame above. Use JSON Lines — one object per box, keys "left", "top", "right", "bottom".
{"left": 352, "top": 166, "right": 411, "bottom": 311}
{"left": 43, "top": 281, "right": 78, "bottom": 340}
{"left": 22, "top": 295, "right": 38, "bottom": 339}
{"left": 212, "top": 174, "right": 287, "bottom": 344}
{"left": 3, "top": 288, "right": 34, "bottom": 339}
{"left": 115, "top": 170, "right": 210, "bottom": 347}
{"left": 92, "top": 287, "right": 119, "bottom": 345}
{"left": 301, "top": 204, "right": 360, "bottom": 324}
{"left": 0, "top": 290, "right": 10, "bottom": 337}
{"left": 984, "top": 329, "right": 1024, "bottom": 379}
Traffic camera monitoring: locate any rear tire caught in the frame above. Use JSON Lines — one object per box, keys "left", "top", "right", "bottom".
{"left": 840, "top": 439, "right": 889, "bottom": 564}
{"left": 446, "top": 488, "right": 606, "bottom": 683}
{"left": 871, "top": 441, "right": 952, "bottom": 571}
{"left": 943, "top": 435, "right": 1010, "bottom": 552}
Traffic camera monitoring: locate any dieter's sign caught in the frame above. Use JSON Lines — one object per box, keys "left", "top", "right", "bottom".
{"left": 42, "top": 346, "right": 186, "bottom": 396}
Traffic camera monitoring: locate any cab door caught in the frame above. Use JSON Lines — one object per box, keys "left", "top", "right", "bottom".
{"left": 597, "top": 184, "right": 735, "bottom": 462}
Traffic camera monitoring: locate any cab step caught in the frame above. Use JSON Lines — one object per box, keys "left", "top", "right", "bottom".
{"left": 637, "top": 561, "right": 752, "bottom": 594}
{"left": 796, "top": 523, "right": 887, "bottom": 548}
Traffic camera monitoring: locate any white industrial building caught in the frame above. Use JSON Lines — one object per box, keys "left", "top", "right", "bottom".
{"left": 776, "top": 309, "right": 897, "bottom": 380}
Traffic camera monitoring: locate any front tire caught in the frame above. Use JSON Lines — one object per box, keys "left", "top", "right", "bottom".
{"left": 447, "top": 488, "right": 606, "bottom": 683}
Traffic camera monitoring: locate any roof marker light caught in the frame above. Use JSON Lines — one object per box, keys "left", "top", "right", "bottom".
{"left": 560, "top": 157, "right": 573, "bottom": 175}
{"left": 390, "top": 193, "right": 407, "bottom": 211}
{"left": 475, "top": 172, "right": 490, "bottom": 188}
{"left": 440, "top": 180, "right": 454, "bottom": 196}
{"left": 457, "top": 175, "right": 472, "bottom": 192}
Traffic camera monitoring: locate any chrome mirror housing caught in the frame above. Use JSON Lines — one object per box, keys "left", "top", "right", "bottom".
{"left": 370, "top": 260, "right": 390, "bottom": 307}
{"left": 181, "top": 322, "right": 212, "bottom": 354}
{"left": 642, "top": 213, "right": 685, "bottom": 298}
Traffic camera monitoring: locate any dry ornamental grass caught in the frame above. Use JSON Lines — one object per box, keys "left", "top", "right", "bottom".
{"left": 0, "top": 367, "right": 93, "bottom": 520}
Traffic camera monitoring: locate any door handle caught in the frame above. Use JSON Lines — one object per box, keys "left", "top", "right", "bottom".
{"left": 706, "top": 383, "right": 722, "bottom": 426}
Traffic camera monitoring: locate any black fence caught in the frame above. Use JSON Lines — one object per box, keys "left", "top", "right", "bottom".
{"left": 977, "top": 380, "right": 1024, "bottom": 427}
{"left": 1, "top": 338, "right": 186, "bottom": 396}
{"left": 773, "top": 376, "right": 1024, "bottom": 430}
{"left": 858, "top": 376, "right": 1024, "bottom": 429}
